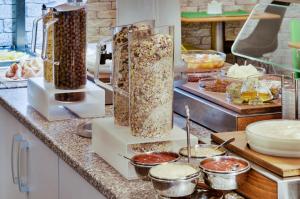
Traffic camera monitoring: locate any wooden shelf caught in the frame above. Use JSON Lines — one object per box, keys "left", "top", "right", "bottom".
{"left": 181, "top": 13, "right": 280, "bottom": 23}
{"left": 181, "top": 12, "right": 280, "bottom": 23}
{"left": 289, "top": 42, "right": 300, "bottom": 49}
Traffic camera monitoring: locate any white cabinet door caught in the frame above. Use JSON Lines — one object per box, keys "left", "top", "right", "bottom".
{"left": 0, "top": 106, "right": 59, "bottom": 199}
{"left": 0, "top": 106, "right": 27, "bottom": 199}
{"left": 21, "top": 126, "right": 59, "bottom": 199}
{"left": 59, "top": 159, "right": 106, "bottom": 199}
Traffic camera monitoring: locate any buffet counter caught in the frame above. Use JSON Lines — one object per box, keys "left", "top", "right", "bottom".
{"left": 0, "top": 87, "right": 243, "bottom": 198}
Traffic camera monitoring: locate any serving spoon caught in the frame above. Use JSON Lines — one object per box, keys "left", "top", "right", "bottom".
{"left": 214, "top": 138, "right": 235, "bottom": 150}
{"left": 185, "top": 105, "right": 191, "bottom": 163}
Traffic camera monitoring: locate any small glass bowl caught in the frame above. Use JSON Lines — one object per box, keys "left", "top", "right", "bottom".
{"left": 182, "top": 50, "right": 226, "bottom": 72}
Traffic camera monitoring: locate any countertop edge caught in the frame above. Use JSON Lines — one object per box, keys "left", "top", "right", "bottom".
{"left": 0, "top": 95, "right": 118, "bottom": 199}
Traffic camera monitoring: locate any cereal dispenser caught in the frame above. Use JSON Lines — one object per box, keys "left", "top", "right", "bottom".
{"left": 91, "top": 3, "right": 198, "bottom": 180}
{"left": 41, "top": 2, "right": 87, "bottom": 90}
{"left": 28, "top": 1, "right": 105, "bottom": 121}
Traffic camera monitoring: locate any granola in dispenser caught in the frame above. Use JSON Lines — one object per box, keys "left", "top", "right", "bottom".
{"left": 112, "top": 23, "right": 152, "bottom": 126}
{"left": 129, "top": 32, "right": 174, "bottom": 138}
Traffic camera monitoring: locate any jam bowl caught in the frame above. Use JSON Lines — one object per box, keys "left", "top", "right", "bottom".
{"left": 129, "top": 152, "right": 180, "bottom": 179}
{"left": 199, "top": 156, "right": 250, "bottom": 190}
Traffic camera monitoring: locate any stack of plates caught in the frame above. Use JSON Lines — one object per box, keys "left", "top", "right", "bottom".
{"left": 246, "top": 120, "right": 300, "bottom": 157}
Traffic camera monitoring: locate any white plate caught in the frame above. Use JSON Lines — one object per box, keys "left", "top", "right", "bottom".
{"left": 248, "top": 143, "right": 300, "bottom": 158}
{"left": 0, "top": 67, "right": 28, "bottom": 82}
{"left": 246, "top": 120, "right": 300, "bottom": 141}
{"left": 246, "top": 120, "right": 300, "bottom": 157}
{"left": 0, "top": 50, "right": 28, "bottom": 63}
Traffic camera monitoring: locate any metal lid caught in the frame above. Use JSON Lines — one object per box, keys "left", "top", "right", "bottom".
{"left": 53, "top": 2, "right": 85, "bottom": 12}
{"left": 42, "top": 1, "right": 64, "bottom": 9}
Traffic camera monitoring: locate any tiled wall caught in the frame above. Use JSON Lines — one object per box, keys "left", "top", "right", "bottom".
{"left": 0, "top": 0, "right": 16, "bottom": 46}
{"left": 86, "top": 0, "right": 116, "bottom": 42}
{"left": 25, "top": 0, "right": 65, "bottom": 47}
{"left": 0, "top": 0, "right": 66, "bottom": 47}
{"left": 86, "top": 0, "right": 258, "bottom": 49}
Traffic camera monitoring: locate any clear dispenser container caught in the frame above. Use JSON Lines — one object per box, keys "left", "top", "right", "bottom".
{"left": 128, "top": 26, "right": 174, "bottom": 137}
{"left": 112, "top": 21, "right": 154, "bottom": 126}
{"left": 43, "top": 9, "right": 54, "bottom": 82}
{"left": 42, "top": 2, "right": 87, "bottom": 90}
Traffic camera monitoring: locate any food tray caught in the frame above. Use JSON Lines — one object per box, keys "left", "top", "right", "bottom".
{"left": 0, "top": 67, "right": 28, "bottom": 88}
{"left": 179, "top": 82, "right": 281, "bottom": 114}
{"left": 0, "top": 50, "right": 28, "bottom": 66}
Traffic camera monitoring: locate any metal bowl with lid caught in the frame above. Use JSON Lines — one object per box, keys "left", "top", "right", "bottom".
{"left": 199, "top": 156, "right": 250, "bottom": 190}
{"left": 149, "top": 162, "right": 201, "bottom": 197}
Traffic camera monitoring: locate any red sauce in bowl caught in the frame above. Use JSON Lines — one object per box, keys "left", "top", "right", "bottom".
{"left": 133, "top": 152, "right": 178, "bottom": 165}
{"left": 202, "top": 158, "right": 247, "bottom": 172}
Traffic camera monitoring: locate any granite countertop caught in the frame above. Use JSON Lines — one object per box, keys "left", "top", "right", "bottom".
{"left": 0, "top": 87, "right": 243, "bottom": 199}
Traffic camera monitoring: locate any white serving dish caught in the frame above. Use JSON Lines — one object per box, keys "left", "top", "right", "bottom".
{"left": 246, "top": 120, "right": 300, "bottom": 157}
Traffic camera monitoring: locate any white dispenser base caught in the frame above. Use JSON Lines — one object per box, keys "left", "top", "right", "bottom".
{"left": 92, "top": 117, "right": 198, "bottom": 180}
{"left": 28, "top": 77, "right": 105, "bottom": 121}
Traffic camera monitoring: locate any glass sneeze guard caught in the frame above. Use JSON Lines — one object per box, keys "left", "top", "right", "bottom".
{"left": 232, "top": 3, "right": 300, "bottom": 73}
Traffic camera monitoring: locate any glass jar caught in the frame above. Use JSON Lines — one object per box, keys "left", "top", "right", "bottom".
{"left": 112, "top": 20, "right": 154, "bottom": 126}
{"left": 128, "top": 26, "right": 174, "bottom": 138}
{"left": 42, "top": 2, "right": 87, "bottom": 90}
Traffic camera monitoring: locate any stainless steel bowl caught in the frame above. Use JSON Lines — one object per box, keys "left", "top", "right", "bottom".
{"left": 130, "top": 162, "right": 153, "bottom": 179}
{"left": 179, "top": 144, "right": 227, "bottom": 167}
{"left": 149, "top": 163, "right": 200, "bottom": 198}
{"left": 179, "top": 144, "right": 227, "bottom": 159}
{"left": 130, "top": 152, "right": 180, "bottom": 179}
{"left": 199, "top": 156, "right": 250, "bottom": 191}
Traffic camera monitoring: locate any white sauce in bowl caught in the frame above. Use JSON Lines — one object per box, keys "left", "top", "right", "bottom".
{"left": 150, "top": 163, "right": 198, "bottom": 180}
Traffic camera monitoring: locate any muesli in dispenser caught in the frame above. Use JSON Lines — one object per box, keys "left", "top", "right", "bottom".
{"left": 112, "top": 21, "right": 154, "bottom": 126}
{"left": 128, "top": 26, "right": 174, "bottom": 137}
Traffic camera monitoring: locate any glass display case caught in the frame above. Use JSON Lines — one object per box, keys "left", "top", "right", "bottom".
{"left": 232, "top": 3, "right": 300, "bottom": 73}
{"left": 232, "top": 3, "right": 300, "bottom": 119}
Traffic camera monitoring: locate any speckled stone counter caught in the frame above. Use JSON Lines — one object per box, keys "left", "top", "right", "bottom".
{"left": 0, "top": 88, "right": 243, "bottom": 199}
